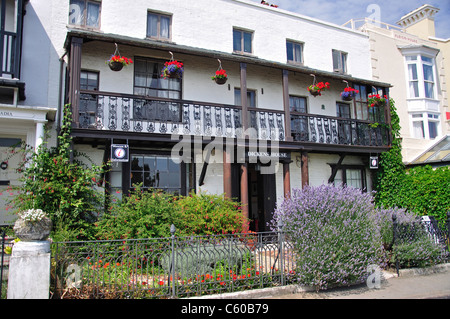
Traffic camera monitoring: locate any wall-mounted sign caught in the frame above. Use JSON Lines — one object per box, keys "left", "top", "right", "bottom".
{"left": 0, "top": 161, "right": 8, "bottom": 170}
{"left": 111, "top": 144, "right": 129, "bottom": 162}
{"left": 370, "top": 156, "right": 379, "bottom": 169}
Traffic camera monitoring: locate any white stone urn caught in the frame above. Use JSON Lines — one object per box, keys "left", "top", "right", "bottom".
{"left": 13, "top": 209, "right": 52, "bottom": 242}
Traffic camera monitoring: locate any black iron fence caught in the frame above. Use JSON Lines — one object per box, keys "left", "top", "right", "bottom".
{"left": 0, "top": 225, "right": 14, "bottom": 299}
{"left": 50, "top": 227, "right": 296, "bottom": 299}
{"left": 392, "top": 214, "right": 450, "bottom": 275}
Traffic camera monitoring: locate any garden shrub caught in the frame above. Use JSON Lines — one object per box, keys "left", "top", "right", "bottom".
{"left": 272, "top": 185, "right": 384, "bottom": 291}
{"left": 94, "top": 185, "right": 178, "bottom": 240}
{"left": 175, "top": 192, "right": 247, "bottom": 236}
{"left": 94, "top": 188, "right": 246, "bottom": 240}
{"left": 393, "top": 235, "right": 446, "bottom": 268}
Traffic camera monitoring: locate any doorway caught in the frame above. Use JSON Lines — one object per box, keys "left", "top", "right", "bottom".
{"left": 248, "top": 163, "right": 276, "bottom": 232}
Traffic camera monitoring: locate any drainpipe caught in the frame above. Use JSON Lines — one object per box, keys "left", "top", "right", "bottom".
{"left": 56, "top": 51, "right": 68, "bottom": 146}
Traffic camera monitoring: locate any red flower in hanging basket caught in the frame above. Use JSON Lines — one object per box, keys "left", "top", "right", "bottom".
{"left": 107, "top": 55, "right": 133, "bottom": 66}
{"left": 212, "top": 69, "right": 228, "bottom": 84}
{"left": 368, "top": 94, "right": 387, "bottom": 107}
{"left": 308, "top": 82, "right": 330, "bottom": 96}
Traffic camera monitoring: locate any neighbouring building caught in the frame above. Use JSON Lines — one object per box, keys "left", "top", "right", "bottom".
{"left": 0, "top": 0, "right": 393, "bottom": 229}
{"left": 0, "top": 0, "right": 57, "bottom": 224}
{"left": 345, "top": 4, "right": 449, "bottom": 165}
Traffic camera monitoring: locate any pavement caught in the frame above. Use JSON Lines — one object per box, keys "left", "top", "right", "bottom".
{"left": 271, "top": 263, "right": 450, "bottom": 299}
{"left": 194, "top": 263, "right": 450, "bottom": 300}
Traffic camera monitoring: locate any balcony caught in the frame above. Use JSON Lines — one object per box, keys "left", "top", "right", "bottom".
{"left": 76, "top": 90, "right": 286, "bottom": 141}
{"left": 291, "top": 113, "right": 390, "bottom": 147}
{"left": 74, "top": 90, "right": 390, "bottom": 149}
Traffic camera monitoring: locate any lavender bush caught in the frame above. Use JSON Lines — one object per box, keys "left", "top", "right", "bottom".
{"left": 272, "top": 185, "right": 383, "bottom": 291}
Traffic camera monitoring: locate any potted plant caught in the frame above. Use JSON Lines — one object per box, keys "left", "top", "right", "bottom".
{"left": 162, "top": 60, "right": 184, "bottom": 79}
{"left": 308, "top": 81, "right": 330, "bottom": 97}
{"left": 368, "top": 94, "right": 387, "bottom": 107}
{"left": 340, "top": 87, "right": 359, "bottom": 101}
{"left": 212, "top": 68, "right": 228, "bottom": 85}
{"left": 106, "top": 55, "right": 133, "bottom": 71}
{"left": 13, "top": 209, "right": 52, "bottom": 241}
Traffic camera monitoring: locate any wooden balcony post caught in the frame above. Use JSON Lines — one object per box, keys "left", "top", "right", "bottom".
{"left": 223, "top": 145, "right": 232, "bottom": 199}
{"left": 282, "top": 69, "right": 293, "bottom": 141}
{"left": 240, "top": 62, "right": 248, "bottom": 132}
{"left": 283, "top": 161, "right": 291, "bottom": 198}
{"left": 68, "top": 37, "right": 83, "bottom": 127}
{"left": 239, "top": 62, "right": 250, "bottom": 230}
{"left": 301, "top": 151, "right": 309, "bottom": 189}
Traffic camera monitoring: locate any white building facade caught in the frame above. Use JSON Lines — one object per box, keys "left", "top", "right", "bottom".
{"left": 0, "top": 0, "right": 392, "bottom": 228}
{"left": 345, "top": 4, "right": 449, "bottom": 164}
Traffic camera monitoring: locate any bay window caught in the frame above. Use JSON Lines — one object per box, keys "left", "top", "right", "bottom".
{"left": 405, "top": 55, "right": 436, "bottom": 99}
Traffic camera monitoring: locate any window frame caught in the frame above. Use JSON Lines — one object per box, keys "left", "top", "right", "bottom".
{"left": 146, "top": 11, "right": 172, "bottom": 41}
{"left": 332, "top": 165, "right": 367, "bottom": 191}
{"left": 233, "top": 28, "right": 253, "bottom": 55}
{"left": 79, "top": 70, "right": 100, "bottom": 128}
{"left": 129, "top": 152, "right": 191, "bottom": 196}
{"left": 234, "top": 88, "right": 257, "bottom": 107}
{"left": 332, "top": 49, "right": 348, "bottom": 74}
{"left": 286, "top": 40, "right": 304, "bottom": 65}
{"left": 405, "top": 54, "right": 437, "bottom": 100}
{"left": 410, "top": 112, "right": 440, "bottom": 140}
{"left": 68, "top": 0, "right": 101, "bottom": 29}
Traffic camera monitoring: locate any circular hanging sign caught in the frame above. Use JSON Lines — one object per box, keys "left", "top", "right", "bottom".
{"left": 111, "top": 144, "right": 129, "bottom": 162}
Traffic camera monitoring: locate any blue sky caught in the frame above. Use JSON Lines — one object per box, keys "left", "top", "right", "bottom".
{"left": 250, "top": 0, "right": 450, "bottom": 39}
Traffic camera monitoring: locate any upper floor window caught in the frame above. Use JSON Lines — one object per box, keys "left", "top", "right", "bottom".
{"left": 133, "top": 57, "right": 181, "bottom": 122}
{"left": 332, "top": 50, "right": 347, "bottom": 74}
{"left": 286, "top": 41, "right": 304, "bottom": 65}
{"left": 406, "top": 55, "right": 436, "bottom": 99}
{"left": 234, "top": 88, "right": 256, "bottom": 107}
{"left": 79, "top": 70, "right": 99, "bottom": 127}
{"left": 69, "top": 0, "right": 100, "bottom": 29}
{"left": 233, "top": 28, "right": 253, "bottom": 54}
{"left": 147, "top": 11, "right": 171, "bottom": 40}
{"left": 289, "top": 96, "right": 307, "bottom": 113}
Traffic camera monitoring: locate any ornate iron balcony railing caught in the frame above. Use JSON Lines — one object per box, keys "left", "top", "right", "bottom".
{"left": 77, "top": 91, "right": 286, "bottom": 141}
{"left": 291, "top": 113, "right": 390, "bottom": 147}
{"left": 76, "top": 91, "right": 390, "bottom": 147}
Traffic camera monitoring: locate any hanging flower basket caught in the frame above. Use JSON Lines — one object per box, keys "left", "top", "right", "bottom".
{"left": 340, "top": 87, "right": 359, "bottom": 101}
{"left": 307, "top": 81, "right": 330, "bottom": 97}
{"left": 368, "top": 94, "right": 387, "bottom": 108}
{"left": 212, "top": 60, "right": 228, "bottom": 85}
{"left": 162, "top": 60, "right": 184, "bottom": 79}
{"left": 106, "top": 44, "right": 133, "bottom": 72}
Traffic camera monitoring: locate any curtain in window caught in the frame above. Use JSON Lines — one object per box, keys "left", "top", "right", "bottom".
{"left": 69, "top": 0, "right": 85, "bottom": 25}
{"left": 160, "top": 16, "right": 170, "bottom": 38}
{"left": 408, "top": 64, "right": 419, "bottom": 98}
{"left": 423, "top": 64, "right": 434, "bottom": 99}
{"left": 86, "top": 2, "right": 99, "bottom": 27}
{"left": 413, "top": 121, "right": 425, "bottom": 139}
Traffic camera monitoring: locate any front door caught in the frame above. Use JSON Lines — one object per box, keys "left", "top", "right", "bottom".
{"left": 248, "top": 164, "right": 276, "bottom": 232}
